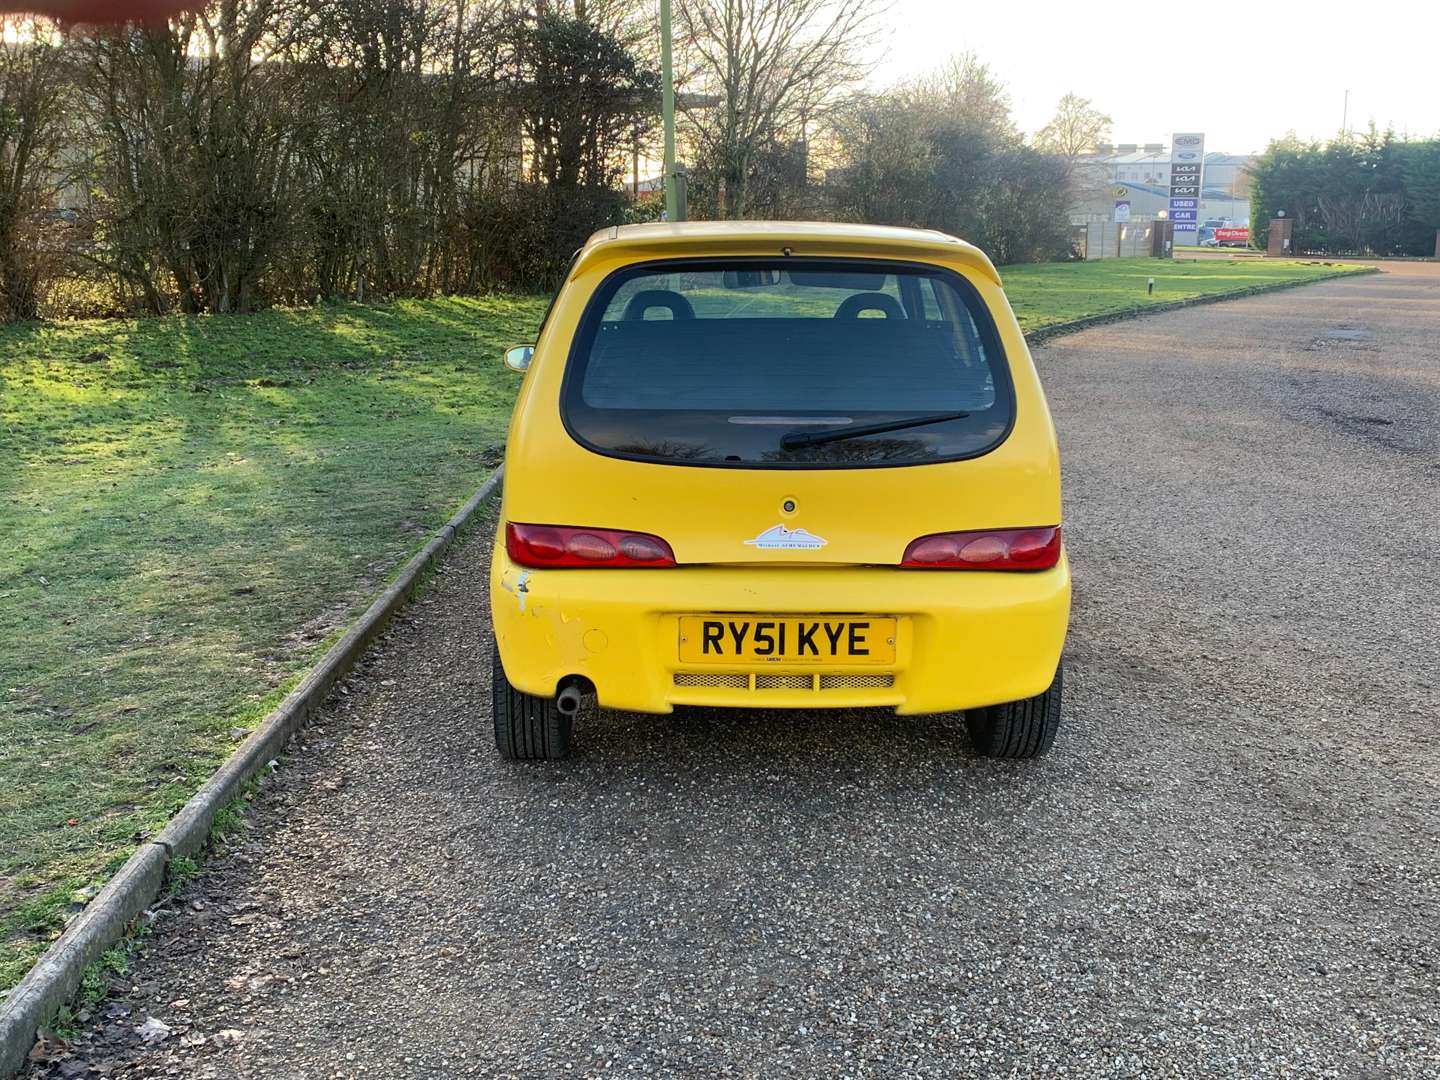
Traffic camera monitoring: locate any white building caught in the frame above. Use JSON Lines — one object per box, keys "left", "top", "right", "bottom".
{"left": 1071, "top": 143, "right": 1255, "bottom": 227}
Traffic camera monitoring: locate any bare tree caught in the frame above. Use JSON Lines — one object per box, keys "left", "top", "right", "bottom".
{"left": 1035, "top": 92, "right": 1111, "bottom": 161}
{"left": 924, "top": 53, "right": 1014, "bottom": 141}
{"left": 829, "top": 54, "right": 1075, "bottom": 264}
{"left": 675, "top": 0, "right": 888, "bottom": 218}
{"left": 72, "top": 1, "right": 303, "bottom": 313}
{"left": 514, "top": 6, "right": 656, "bottom": 191}
{"left": 285, "top": 0, "right": 514, "bottom": 300}
{"left": 0, "top": 18, "right": 69, "bottom": 321}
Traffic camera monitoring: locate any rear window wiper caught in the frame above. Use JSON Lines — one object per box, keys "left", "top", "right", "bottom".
{"left": 780, "top": 411, "right": 970, "bottom": 450}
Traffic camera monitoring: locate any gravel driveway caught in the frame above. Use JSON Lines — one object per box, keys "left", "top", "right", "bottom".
{"left": 28, "top": 264, "right": 1440, "bottom": 1079}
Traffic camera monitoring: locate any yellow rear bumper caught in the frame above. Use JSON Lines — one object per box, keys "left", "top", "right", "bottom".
{"left": 489, "top": 544, "right": 1070, "bottom": 715}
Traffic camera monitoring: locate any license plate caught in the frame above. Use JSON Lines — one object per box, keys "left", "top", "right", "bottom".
{"left": 678, "top": 616, "right": 896, "bottom": 666}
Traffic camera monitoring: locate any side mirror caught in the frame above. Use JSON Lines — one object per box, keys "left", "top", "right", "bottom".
{"left": 503, "top": 345, "right": 534, "bottom": 372}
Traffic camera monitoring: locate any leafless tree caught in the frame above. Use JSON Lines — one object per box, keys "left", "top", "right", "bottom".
{"left": 675, "top": 0, "right": 888, "bottom": 218}
{"left": 0, "top": 19, "right": 69, "bottom": 320}
{"left": 828, "top": 54, "right": 1075, "bottom": 264}
{"left": 283, "top": 0, "right": 515, "bottom": 300}
{"left": 513, "top": 4, "right": 657, "bottom": 191}
{"left": 71, "top": 1, "right": 304, "bottom": 313}
{"left": 0, "top": 1, "right": 1113, "bottom": 315}
{"left": 1035, "top": 92, "right": 1112, "bottom": 161}
{"left": 921, "top": 53, "right": 1015, "bottom": 141}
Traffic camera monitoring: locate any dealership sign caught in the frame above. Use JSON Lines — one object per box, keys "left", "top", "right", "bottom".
{"left": 1169, "top": 133, "right": 1204, "bottom": 237}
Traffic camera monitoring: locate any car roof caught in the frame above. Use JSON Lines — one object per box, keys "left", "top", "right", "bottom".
{"left": 577, "top": 220, "right": 1002, "bottom": 284}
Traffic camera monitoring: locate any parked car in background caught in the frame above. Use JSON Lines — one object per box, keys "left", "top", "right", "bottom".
{"left": 1214, "top": 227, "right": 1250, "bottom": 248}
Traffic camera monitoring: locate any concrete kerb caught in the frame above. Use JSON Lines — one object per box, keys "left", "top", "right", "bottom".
{"left": 0, "top": 466, "right": 504, "bottom": 1079}
{"left": 1022, "top": 265, "right": 1381, "bottom": 346}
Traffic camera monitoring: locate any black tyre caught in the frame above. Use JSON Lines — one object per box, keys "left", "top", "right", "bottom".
{"left": 491, "top": 642, "right": 573, "bottom": 761}
{"left": 965, "top": 663, "right": 1063, "bottom": 760}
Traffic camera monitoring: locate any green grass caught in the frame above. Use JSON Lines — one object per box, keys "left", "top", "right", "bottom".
{"left": 0, "top": 295, "right": 546, "bottom": 989}
{"left": 0, "top": 255, "right": 1363, "bottom": 992}
{"left": 50, "top": 923, "right": 152, "bottom": 1039}
{"left": 999, "top": 257, "right": 1364, "bottom": 331}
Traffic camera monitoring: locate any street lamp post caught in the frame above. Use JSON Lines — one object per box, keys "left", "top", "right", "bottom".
{"left": 660, "top": 0, "right": 685, "bottom": 221}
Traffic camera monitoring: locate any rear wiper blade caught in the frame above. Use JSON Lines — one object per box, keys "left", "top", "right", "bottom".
{"left": 780, "top": 411, "right": 970, "bottom": 450}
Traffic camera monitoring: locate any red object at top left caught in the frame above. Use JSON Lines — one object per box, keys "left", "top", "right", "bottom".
{"left": 0, "top": 0, "right": 202, "bottom": 23}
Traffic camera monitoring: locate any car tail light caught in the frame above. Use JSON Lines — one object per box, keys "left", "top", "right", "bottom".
{"left": 901, "top": 527, "right": 1061, "bottom": 570}
{"left": 506, "top": 522, "right": 676, "bottom": 568}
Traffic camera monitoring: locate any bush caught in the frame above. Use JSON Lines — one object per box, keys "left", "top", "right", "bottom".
{"left": 827, "top": 65, "right": 1075, "bottom": 266}
{"left": 1248, "top": 131, "right": 1440, "bottom": 257}
{"left": 457, "top": 183, "right": 630, "bottom": 293}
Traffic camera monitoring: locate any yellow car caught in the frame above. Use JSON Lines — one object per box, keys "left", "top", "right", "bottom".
{"left": 490, "top": 222, "right": 1070, "bottom": 761}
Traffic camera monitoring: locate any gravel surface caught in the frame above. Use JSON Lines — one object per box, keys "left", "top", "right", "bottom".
{"left": 26, "top": 264, "right": 1439, "bottom": 1079}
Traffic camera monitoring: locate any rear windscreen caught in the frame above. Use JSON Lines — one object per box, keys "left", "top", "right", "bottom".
{"left": 561, "top": 259, "right": 1014, "bottom": 468}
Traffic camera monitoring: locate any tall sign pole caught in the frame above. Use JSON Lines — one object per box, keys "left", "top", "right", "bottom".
{"left": 1169, "top": 132, "right": 1205, "bottom": 245}
{"left": 660, "top": 0, "right": 682, "bottom": 221}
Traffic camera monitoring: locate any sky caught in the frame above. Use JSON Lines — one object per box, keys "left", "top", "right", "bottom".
{"left": 868, "top": 0, "right": 1440, "bottom": 154}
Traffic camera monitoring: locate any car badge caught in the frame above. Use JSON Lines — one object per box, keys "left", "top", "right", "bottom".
{"left": 745, "top": 524, "right": 828, "bottom": 550}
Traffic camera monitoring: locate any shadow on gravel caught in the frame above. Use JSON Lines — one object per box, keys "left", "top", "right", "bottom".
{"left": 511, "top": 703, "right": 1055, "bottom": 819}
{"left": 571, "top": 704, "right": 980, "bottom": 765}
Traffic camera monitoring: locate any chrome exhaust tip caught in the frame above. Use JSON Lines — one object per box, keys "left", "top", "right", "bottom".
{"left": 555, "top": 685, "right": 584, "bottom": 716}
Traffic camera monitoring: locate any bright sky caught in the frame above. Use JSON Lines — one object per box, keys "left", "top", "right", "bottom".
{"left": 869, "top": 0, "right": 1440, "bottom": 154}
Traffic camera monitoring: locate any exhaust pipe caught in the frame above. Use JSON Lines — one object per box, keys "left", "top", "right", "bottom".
{"left": 555, "top": 685, "right": 584, "bottom": 716}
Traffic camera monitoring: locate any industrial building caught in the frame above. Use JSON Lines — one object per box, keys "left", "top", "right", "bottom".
{"left": 1069, "top": 143, "right": 1254, "bottom": 228}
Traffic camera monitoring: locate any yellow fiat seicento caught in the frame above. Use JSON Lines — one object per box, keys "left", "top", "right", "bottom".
{"left": 490, "top": 221, "right": 1069, "bottom": 761}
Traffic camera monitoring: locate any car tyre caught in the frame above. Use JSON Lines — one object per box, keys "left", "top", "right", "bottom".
{"left": 491, "top": 641, "right": 573, "bottom": 761}
{"left": 965, "top": 663, "right": 1062, "bottom": 759}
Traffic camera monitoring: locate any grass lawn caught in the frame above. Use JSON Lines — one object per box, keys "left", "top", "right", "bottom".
{"left": 999, "top": 256, "right": 1364, "bottom": 331}
{"left": 0, "top": 255, "right": 1361, "bottom": 992}
{"left": 0, "top": 296, "right": 546, "bottom": 990}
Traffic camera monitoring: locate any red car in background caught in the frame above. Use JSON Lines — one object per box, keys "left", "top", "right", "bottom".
{"left": 1214, "top": 227, "right": 1250, "bottom": 249}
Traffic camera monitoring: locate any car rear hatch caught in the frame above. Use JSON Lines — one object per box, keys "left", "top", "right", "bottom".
{"left": 505, "top": 255, "right": 1057, "bottom": 567}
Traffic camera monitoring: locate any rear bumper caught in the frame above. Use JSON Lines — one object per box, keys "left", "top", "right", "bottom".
{"left": 489, "top": 544, "right": 1071, "bottom": 715}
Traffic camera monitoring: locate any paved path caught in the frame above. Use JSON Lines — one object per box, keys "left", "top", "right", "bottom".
{"left": 32, "top": 265, "right": 1440, "bottom": 1079}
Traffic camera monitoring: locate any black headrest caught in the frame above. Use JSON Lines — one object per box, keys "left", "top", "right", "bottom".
{"left": 621, "top": 289, "right": 696, "bottom": 321}
{"left": 833, "top": 292, "right": 905, "bottom": 319}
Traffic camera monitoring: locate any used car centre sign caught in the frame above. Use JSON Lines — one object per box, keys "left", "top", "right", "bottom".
{"left": 1170, "top": 133, "right": 1205, "bottom": 239}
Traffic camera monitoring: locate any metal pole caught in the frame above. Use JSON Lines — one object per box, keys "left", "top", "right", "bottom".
{"left": 660, "top": 0, "right": 681, "bottom": 221}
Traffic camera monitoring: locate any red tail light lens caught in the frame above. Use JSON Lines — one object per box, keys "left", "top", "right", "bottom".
{"left": 506, "top": 522, "right": 676, "bottom": 568}
{"left": 901, "top": 527, "right": 1061, "bottom": 570}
